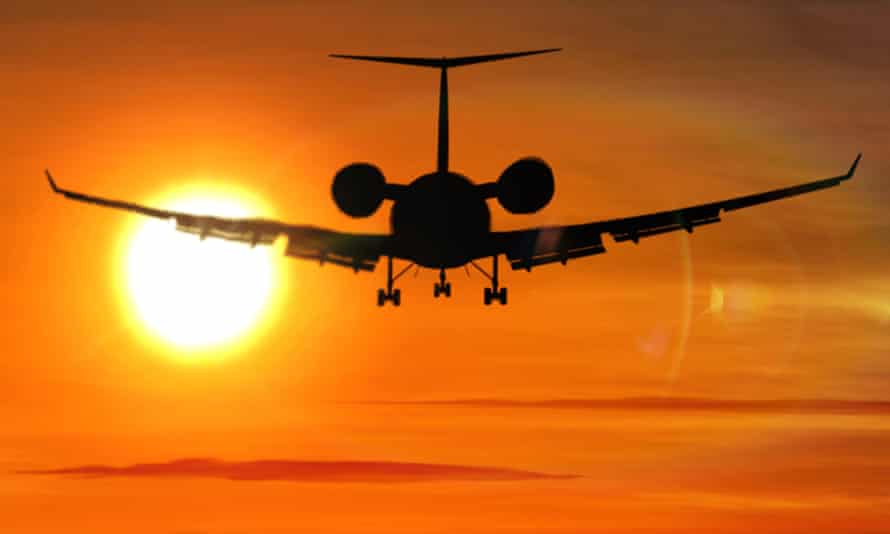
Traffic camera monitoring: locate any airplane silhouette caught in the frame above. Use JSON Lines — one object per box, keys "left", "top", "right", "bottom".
{"left": 47, "top": 49, "right": 860, "bottom": 306}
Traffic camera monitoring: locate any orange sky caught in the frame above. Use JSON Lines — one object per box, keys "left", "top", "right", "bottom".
{"left": 3, "top": 1, "right": 890, "bottom": 532}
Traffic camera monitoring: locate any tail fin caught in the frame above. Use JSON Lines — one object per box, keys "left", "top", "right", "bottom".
{"left": 331, "top": 49, "right": 560, "bottom": 172}
{"left": 329, "top": 48, "right": 561, "bottom": 69}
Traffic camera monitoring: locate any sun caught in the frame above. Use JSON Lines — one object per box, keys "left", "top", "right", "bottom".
{"left": 123, "top": 190, "right": 278, "bottom": 352}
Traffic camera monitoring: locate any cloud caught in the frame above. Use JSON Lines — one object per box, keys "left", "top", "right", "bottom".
{"left": 20, "top": 458, "right": 577, "bottom": 483}
{"left": 360, "top": 397, "right": 890, "bottom": 416}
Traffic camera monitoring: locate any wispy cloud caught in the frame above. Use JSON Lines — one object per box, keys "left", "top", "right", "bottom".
{"left": 19, "top": 458, "right": 577, "bottom": 483}
{"left": 358, "top": 397, "right": 890, "bottom": 415}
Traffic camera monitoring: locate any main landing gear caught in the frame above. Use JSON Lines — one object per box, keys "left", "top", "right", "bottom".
{"left": 377, "top": 256, "right": 414, "bottom": 307}
{"left": 434, "top": 268, "right": 452, "bottom": 298}
{"left": 471, "top": 255, "right": 508, "bottom": 305}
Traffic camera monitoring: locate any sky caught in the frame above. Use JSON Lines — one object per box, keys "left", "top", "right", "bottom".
{"left": 3, "top": 1, "right": 890, "bottom": 532}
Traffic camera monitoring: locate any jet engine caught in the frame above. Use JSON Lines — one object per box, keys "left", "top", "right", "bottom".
{"left": 496, "top": 157, "right": 554, "bottom": 214}
{"left": 332, "top": 162, "right": 386, "bottom": 217}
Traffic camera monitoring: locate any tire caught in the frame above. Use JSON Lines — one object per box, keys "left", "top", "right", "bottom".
{"left": 434, "top": 284, "right": 440, "bottom": 298}
{"left": 393, "top": 289, "right": 401, "bottom": 307}
{"left": 377, "top": 289, "right": 385, "bottom": 306}
{"left": 484, "top": 287, "right": 492, "bottom": 305}
{"left": 444, "top": 283, "right": 452, "bottom": 297}
{"left": 499, "top": 287, "right": 508, "bottom": 305}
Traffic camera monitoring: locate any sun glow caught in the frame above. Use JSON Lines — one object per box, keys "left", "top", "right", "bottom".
{"left": 123, "top": 191, "right": 278, "bottom": 352}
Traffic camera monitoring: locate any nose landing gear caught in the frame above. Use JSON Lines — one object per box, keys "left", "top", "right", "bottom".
{"left": 434, "top": 268, "right": 452, "bottom": 298}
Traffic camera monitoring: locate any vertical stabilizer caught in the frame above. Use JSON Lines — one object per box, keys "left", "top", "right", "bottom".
{"left": 330, "top": 49, "right": 561, "bottom": 172}
{"left": 437, "top": 67, "right": 448, "bottom": 171}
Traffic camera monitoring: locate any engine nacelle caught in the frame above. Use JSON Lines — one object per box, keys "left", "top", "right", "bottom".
{"left": 332, "top": 162, "right": 386, "bottom": 217}
{"left": 496, "top": 157, "right": 554, "bottom": 214}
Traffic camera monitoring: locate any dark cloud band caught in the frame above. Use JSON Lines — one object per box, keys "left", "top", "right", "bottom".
{"left": 358, "top": 397, "right": 890, "bottom": 415}
{"left": 20, "top": 458, "right": 577, "bottom": 483}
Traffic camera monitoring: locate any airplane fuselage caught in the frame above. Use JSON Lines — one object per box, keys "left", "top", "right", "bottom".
{"left": 390, "top": 171, "right": 491, "bottom": 268}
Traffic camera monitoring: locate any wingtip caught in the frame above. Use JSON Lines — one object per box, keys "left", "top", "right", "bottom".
{"left": 847, "top": 153, "right": 862, "bottom": 179}
{"left": 45, "top": 169, "right": 59, "bottom": 193}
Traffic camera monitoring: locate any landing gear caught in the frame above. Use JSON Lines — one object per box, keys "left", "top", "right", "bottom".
{"left": 471, "top": 255, "right": 508, "bottom": 306}
{"left": 433, "top": 268, "right": 452, "bottom": 298}
{"left": 377, "top": 287, "right": 400, "bottom": 306}
{"left": 377, "top": 256, "right": 411, "bottom": 307}
{"left": 484, "top": 286, "right": 507, "bottom": 306}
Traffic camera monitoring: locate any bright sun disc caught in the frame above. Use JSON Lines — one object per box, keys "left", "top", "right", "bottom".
{"left": 125, "top": 194, "right": 276, "bottom": 351}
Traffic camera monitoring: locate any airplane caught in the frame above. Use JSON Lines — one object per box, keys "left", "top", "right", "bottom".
{"left": 47, "top": 49, "right": 860, "bottom": 307}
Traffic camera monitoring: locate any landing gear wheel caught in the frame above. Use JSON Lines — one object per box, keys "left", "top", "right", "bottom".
{"left": 481, "top": 256, "right": 507, "bottom": 306}
{"left": 434, "top": 269, "right": 452, "bottom": 299}
{"left": 377, "top": 256, "right": 409, "bottom": 307}
{"left": 435, "top": 282, "right": 453, "bottom": 298}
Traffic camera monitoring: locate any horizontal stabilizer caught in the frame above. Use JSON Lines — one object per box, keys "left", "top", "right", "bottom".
{"left": 329, "top": 49, "right": 561, "bottom": 68}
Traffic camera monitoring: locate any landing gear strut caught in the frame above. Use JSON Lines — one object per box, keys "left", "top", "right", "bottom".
{"left": 471, "top": 255, "right": 508, "bottom": 305}
{"left": 433, "top": 268, "right": 452, "bottom": 298}
{"left": 377, "top": 256, "right": 413, "bottom": 307}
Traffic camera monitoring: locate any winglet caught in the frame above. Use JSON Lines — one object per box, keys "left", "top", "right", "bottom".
{"left": 845, "top": 153, "right": 862, "bottom": 179}
{"left": 45, "top": 169, "right": 60, "bottom": 193}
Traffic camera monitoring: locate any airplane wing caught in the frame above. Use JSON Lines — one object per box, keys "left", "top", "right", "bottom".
{"left": 46, "top": 172, "right": 390, "bottom": 272}
{"left": 491, "top": 154, "right": 861, "bottom": 271}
